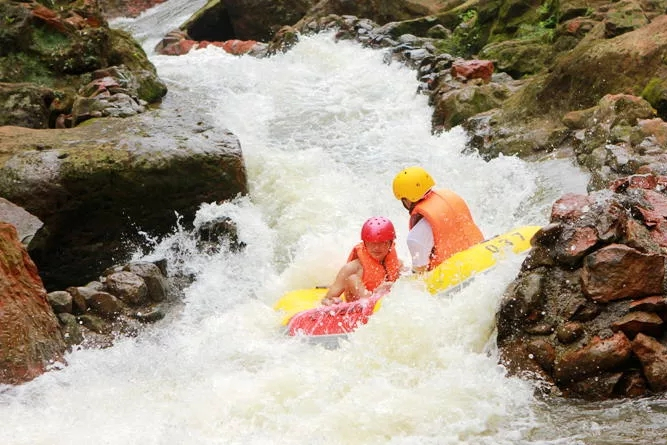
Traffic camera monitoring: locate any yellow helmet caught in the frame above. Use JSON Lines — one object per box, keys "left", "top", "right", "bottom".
{"left": 392, "top": 166, "right": 435, "bottom": 202}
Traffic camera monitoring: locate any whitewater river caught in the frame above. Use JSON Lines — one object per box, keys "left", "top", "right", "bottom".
{"left": 2, "top": 1, "right": 667, "bottom": 444}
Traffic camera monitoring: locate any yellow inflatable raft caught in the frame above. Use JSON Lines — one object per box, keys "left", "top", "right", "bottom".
{"left": 275, "top": 225, "right": 541, "bottom": 335}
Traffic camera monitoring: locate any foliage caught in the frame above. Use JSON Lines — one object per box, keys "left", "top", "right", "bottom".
{"left": 433, "top": 9, "right": 482, "bottom": 58}
{"left": 516, "top": 0, "right": 560, "bottom": 43}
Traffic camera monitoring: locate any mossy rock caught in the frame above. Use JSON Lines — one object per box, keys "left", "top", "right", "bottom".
{"left": 479, "top": 38, "right": 555, "bottom": 78}
{"left": 641, "top": 77, "right": 667, "bottom": 121}
{"left": 0, "top": 0, "right": 166, "bottom": 127}
{"left": 0, "top": 110, "right": 248, "bottom": 290}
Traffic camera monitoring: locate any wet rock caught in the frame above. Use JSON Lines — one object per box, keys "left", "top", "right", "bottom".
{"left": 57, "top": 313, "right": 84, "bottom": 348}
{"left": 564, "top": 371, "right": 624, "bottom": 400}
{"left": 629, "top": 296, "right": 667, "bottom": 314}
{"left": 0, "top": 198, "right": 43, "bottom": 247}
{"left": 526, "top": 339, "right": 556, "bottom": 372}
{"left": 105, "top": 271, "right": 148, "bottom": 306}
{"left": 611, "top": 311, "right": 663, "bottom": 339}
{"left": 617, "top": 369, "right": 649, "bottom": 398}
{"left": 0, "top": 223, "right": 66, "bottom": 385}
{"left": 581, "top": 244, "right": 664, "bottom": 303}
{"left": 499, "top": 173, "right": 667, "bottom": 399}
{"left": 153, "top": 28, "right": 267, "bottom": 57}
{"left": 132, "top": 305, "right": 167, "bottom": 323}
{"left": 195, "top": 216, "right": 245, "bottom": 254}
{"left": 553, "top": 226, "right": 600, "bottom": 267}
{"left": 631, "top": 333, "right": 667, "bottom": 392}
{"left": 556, "top": 322, "right": 585, "bottom": 345}
{"left": 0, "top": 111, "right": 248, "bottom": 290}
{"left": 123, "top": 262, "right": 168, "bottom": 302}
{"left": 47, "top": 291, "right": 73, "bottom": 314}
{"left": 554, "top": 332, "right": 632, "bottom": 383}
{"left": 66, "top": 286, "right": 94, "bottom": 314}
{"left": 497, "top": 272, "right": 544, "bottom": 339}
{"left": 86, "top": 291, "right": 123, "bottom": 320}
{"left": 78, "top": 314, "right": 110, "bottom": 335}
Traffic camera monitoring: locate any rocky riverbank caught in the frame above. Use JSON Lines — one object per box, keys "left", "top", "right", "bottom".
{"left": 499, "top": 173, "right": 667, "bottom": 400}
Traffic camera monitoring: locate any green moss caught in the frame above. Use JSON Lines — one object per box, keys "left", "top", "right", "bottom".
{"left": 59, "top": 146, "right": 133, "bottom": 181}
{"left": 516, "top": 22, "right": 555, "bottom": 43}
{"left": 107, "top": 29, "right": 154, "bottom": 73}
{"left": 0, "top": 53, "right": 53, "bottom": 85}
{"left": 641, "top": 78, "right": 666, "bottom": 106}
{"left": 32, "top": 25, "right": 70, "bottom": 52}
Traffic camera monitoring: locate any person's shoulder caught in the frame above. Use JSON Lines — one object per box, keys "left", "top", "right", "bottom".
{"left": 341, "top": 258, "right": 362, "bottom": 273}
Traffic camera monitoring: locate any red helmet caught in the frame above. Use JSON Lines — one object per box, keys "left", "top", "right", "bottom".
{"left": 361, "top": 217, "right": 396, "bottom": 243}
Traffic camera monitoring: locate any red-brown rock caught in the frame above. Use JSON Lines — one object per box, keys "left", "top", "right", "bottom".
{"left": 551, "top": 193, "right": 592, "bottom": 221}
{"left": 581, "top": 244, "right": 664, "bottom": 302}
{"left": 451, "top": 60, "right": 494, "bottom": 83}
{"left": 629, "top": 296, "right": 667, "bottom": 313}
{"left": 611, "top": 311, "right": 663, "bottom": 339}
{"left": 221, "top": 39, "right": 259, "bottom": 55}
{"left": 609, "top": 174, "right": 661, "bottom": 193}
{"left": 554, "top": 332, "right": 632, "bottom": 383}
{"left": 0, "top": 223, "right": 66, "bottom": 384}
{"left": 631, "top": 333, "right": 667, "bottom": 392}
{"left": 555, "top": 226, "right": 599, "bottom": 264}
{"left": 99, "top": 0, "right": 168, "bottom": 19}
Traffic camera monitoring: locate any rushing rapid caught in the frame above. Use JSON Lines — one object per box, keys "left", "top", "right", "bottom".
{"left": 3, "top": 1, "right": 665, "bottom": 444}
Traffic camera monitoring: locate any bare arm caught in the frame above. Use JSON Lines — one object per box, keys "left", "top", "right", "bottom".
{"left": 321, "top": 260, "right": 367, "bottom": 305}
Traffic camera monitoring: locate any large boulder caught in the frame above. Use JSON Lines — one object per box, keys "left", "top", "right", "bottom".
{"left": 0, "top": 223, "right": 66, "bottom": 384}
{"left": 0, "top": 110, "right": 248, "bottom": 290}
{"left": 180, "top": 0, "right": 317, "bottom": 42}
{"left": 497, "top": 174, "right": 667, "bottom": 400}
{"left": 0, "top": 0, "right": 166, "bottom": 129}
{"left": 532, "top": 15, "right": 667, "bottom": 121}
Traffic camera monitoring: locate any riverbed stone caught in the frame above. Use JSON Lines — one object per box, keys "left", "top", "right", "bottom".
{"left": 123, "top": 262, "right": 168, "bottom": 302}
{"left": 553, "top": 332, "right": 632, "bottom": 383}
{"left": 47, "top": 290, "right": 73, "bottom": 314}
{"left": 105, "top": 271, "right": 148, "bottom": 306}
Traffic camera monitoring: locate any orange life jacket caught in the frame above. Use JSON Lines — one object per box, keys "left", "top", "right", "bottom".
{"left": 410, "top": 189, "right": 484, "bottom": 270}
{"left": 346, "top": 242, "right": 401, "bottom": 299}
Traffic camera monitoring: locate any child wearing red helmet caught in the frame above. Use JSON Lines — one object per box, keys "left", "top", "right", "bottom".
{"left": 321, "top": 217, "right": 403, "bottom": 306}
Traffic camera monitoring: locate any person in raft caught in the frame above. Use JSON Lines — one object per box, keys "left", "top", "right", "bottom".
{"left": 392, "top": 166, "right": 484, "bottom": 274}
{"left": 320, "top": 216, "right": 403, "bottom": 306}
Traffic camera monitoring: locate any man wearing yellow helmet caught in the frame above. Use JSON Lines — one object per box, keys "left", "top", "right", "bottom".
{"left": 392, "top": 166, "right": 484, "bottom": 273}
